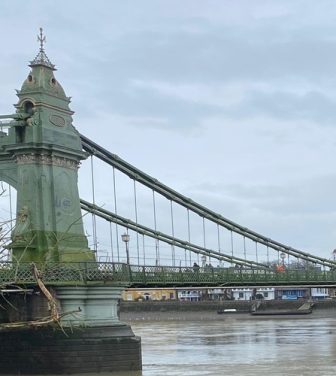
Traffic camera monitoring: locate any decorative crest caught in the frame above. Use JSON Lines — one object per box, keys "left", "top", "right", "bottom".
{"left": 30, "top": 27, "right": 55, "bottom": 70}
{"left": 38, "top": 27, "right": 46, "bottom": 52}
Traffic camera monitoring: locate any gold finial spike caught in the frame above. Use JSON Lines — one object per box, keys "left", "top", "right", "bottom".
{"left": 37, "top": 27, "right": 46, "bottom": 52}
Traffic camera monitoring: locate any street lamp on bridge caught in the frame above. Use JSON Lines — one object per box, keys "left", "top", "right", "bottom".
{"left": 333, "top": 249, "right": 336, "bottom": 261}
{"left": 121, "top": 233, "right": 130, "bottom": 265}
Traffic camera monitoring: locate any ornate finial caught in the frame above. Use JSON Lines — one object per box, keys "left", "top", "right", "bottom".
{"left": 30, "top": 27, "right": 55, "bottom": 70}
{"left": 38, "top": 27, "right": 46, "bottom": 52}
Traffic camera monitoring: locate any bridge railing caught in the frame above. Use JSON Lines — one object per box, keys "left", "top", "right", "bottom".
{"left": 0, "top": 262, "right": 335, "bottom": 286}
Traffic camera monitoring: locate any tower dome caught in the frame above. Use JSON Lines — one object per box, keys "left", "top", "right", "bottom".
{"left": 18, "top": 28, "right": 68, "bottom": 105}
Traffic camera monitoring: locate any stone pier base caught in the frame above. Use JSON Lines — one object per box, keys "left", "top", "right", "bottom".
{"left": 0, "top": 285, "right": 142, "bottom": 374}
{"left": 0, "top": 325, "right": 141, "bottom": 374}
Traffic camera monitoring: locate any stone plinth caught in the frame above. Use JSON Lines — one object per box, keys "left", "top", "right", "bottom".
{"left": 0, "top": 326, "right": 142, "bottom": 374}
{"left": 56, "top": 286, "right": 123, "bottom": 326}
{"left": 0, "top": 285, "right": 142, "bottom": 374}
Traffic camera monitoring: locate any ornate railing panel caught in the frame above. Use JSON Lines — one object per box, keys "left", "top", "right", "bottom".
{"left": 0, "top": 262, "right": 335, "bottom": 287}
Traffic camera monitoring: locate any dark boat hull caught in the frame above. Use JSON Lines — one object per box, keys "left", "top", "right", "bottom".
{"left": 251, "top": 309, "right": 312, "bottom": 316}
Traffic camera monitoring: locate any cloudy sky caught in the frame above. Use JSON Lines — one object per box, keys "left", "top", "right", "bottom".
{"left": 1, "top": 0, "right": 336, "bottom": 262}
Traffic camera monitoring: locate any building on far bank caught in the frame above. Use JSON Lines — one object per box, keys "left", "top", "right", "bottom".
{"left": 177, "top": 289, "right": 202, "bottom": 301}
{"left": 122, "top": 288, "right": 176, "bottom": 301}
{"left": 310, "top": 287, "right": 329, "bottom": 300}
{"left": 122, "top": 286, "right": 333, "bottom": 302}
{"left": 275, "top": 287, "right": 310, "bottom": 300}
{"left": 231, "top": 288, "right": 275, "bottom": 301}
{"left": 327, "top": 287, "right": 336, "bottom": 298}
{"left": 207, "top": 288, "right": 233, "bottom": 300}
{"left": 275, "top": 287, "right": 331, "bottom": 300}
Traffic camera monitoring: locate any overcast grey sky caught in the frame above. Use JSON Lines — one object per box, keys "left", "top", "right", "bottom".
{"left": 1, "top": 0, "right": 336, "bottom": 261}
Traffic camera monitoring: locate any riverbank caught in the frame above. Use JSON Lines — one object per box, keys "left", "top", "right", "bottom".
{"left": 120, "top": 299, "right": 336, "bottom": 321}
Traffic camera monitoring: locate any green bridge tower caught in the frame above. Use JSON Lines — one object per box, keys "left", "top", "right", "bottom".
{"left": 0, "top": 30, "right": 141, "bottom": 374}
{"left": 0, "top": 29, "right": 94, "bottom": 264}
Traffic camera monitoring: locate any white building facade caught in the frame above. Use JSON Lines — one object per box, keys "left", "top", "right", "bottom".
{"left": 311, "top": 287, "right": 329, "bottom": 300}
{"left": 232, "top": 288, "right": 275, "bottom": 301}
{"left": 177, "top": 290, "right": 202, "bottom": 301}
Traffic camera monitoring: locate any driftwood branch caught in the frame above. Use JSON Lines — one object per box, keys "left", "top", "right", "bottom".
{"left": 0, "top": 263, "right": 81, "bottom": 331}
{"left": 0, "top": 309, "right": 81, "bottom": 331}
{"left": 32, "top": 263, "right": 59, "bottom": 321}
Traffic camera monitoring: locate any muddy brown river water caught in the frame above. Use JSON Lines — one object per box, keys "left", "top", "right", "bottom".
{"left": 125, "top": 311, "right": 336, "bottom": 375}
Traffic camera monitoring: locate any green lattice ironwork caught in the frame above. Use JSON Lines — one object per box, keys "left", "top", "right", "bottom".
{"left": 0, "top": 262, "right": 335, "bottom": 287}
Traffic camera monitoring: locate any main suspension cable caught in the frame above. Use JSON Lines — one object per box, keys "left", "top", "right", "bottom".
{"left": 81, "top": 135, "right": 335, "bottom": 269}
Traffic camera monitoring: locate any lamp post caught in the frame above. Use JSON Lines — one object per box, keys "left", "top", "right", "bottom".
{"left": 121, "top": 233, "right": 130, "bottom": 265}
{"left": 280, "top": 252, "right": 286, "bottom": 266}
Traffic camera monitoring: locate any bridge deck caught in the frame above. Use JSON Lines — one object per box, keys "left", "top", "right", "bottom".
{"left": 0, "top": 262, "right": 335, "bottom": 287}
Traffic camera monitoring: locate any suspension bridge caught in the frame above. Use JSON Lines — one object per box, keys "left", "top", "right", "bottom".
{"left": 0, "top": 28, "right": 335, "bottom": 375}
{"left": 0, "top": 48, "right": 335, "bottom": 290}
{"left": 1, "top": 130, "right": 336, "bottom": 287}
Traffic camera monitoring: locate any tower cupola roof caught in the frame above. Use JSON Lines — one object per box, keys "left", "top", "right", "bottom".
{"left": 19, "top": 28, "right": 68, "bottom": 102}
{"left": 29, "top": 28, "right": 55, "bottom": 70}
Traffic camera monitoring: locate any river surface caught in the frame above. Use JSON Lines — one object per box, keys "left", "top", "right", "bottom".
{"left": 124, "top": 312, "right": 336, "bottom": 376}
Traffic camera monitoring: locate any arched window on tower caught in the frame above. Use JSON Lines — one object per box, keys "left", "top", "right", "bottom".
{"left": 23, "top": 101, "right": 34, "bottom": 116}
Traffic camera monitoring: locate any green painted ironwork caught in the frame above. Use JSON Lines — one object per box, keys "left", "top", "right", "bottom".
{"left": 0, "top": 30, "right": 94, "bottom": 264}
{"left": 80, "top": 135, "right": 336, "bottom": 269}
{"left": 0, "top": 262, "right": 335, "bottom": 287}
{"left": 0, "top": 30, "right": 334, "bottom": 291}
{"left": 80, "top": 199, "right": 269, "bottom": 269}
